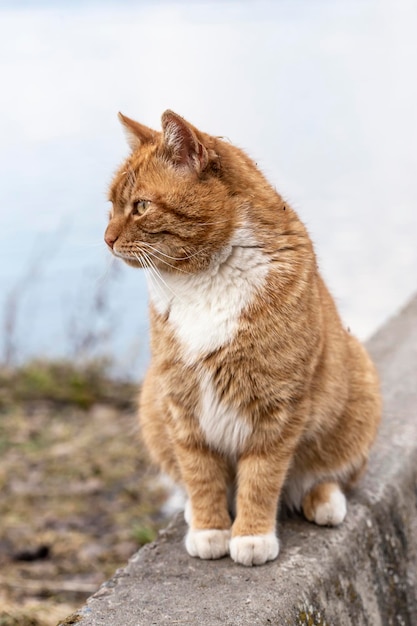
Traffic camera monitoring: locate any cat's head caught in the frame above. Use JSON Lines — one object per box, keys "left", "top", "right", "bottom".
{"left": 105, "top": 110, "right": 245, "bottom": 273}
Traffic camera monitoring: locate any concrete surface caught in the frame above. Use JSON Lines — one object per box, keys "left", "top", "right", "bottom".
{"left": 67, "top": 294, "right": 417, "bottom": 626}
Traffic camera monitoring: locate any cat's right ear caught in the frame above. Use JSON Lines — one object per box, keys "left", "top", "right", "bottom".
{"left": 161, "top": 110, "right": 209, "bottom": 174}
{"left": 118, "top": 113, "right": 157, "bottom": 151}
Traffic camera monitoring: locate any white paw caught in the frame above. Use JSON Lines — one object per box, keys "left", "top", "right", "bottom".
{"left": 314, "top": 488, "right": 347, "bottom": 526}
{"left": 229, "top": 533, "right": 279, "bottom": 566}
{"left": 185, "top": 528, "right": 231, "bottom": 560}
{"left": 184, "top": 499, "right": 192, "bottom": 526}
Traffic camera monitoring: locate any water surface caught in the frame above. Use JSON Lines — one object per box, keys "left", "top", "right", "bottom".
{"left": 1, "top": 0, "right": 416, "bottom": 377}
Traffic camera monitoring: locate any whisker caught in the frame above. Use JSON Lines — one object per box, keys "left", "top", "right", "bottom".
{"left": 135, "top": 253, "right": 167, "bottom": 303}
{"left": 141, "top": 248, "right": 192, "bottom": 274}
{"left": 133, "top": 242, "right": 208, "bottom": 262}
{"left": 95, "top": 255, "right": 117, "bottom": 285}
{"left": 142, "top": 253, "right": 173, "bottom": 304}
{"left": 139, "top": 242, "right": 191, "bottom": 261}
{"left": 142, "top": 251, "right": 184, "bottom": 304}
{"left": 134, "top": 252, "right": 163, "bottom": 298}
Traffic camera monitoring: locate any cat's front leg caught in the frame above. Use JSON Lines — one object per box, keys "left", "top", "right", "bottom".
{"left": 230, "top": 446, "right": 294, "bottom": 566}
{"left": 175, "top": 442, "right": 233, "bottom": 560}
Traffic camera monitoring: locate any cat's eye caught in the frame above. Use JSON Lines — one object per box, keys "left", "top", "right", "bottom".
{"left": 132, "top": 200, "right": 151, "bottom": 217}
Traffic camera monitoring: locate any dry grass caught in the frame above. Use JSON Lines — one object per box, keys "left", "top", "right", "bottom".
{"left": 0, "top": 360, "right": 137, "bottom": 412}
{"left": 0, "top": 376, "right": 169, "bottom": 625}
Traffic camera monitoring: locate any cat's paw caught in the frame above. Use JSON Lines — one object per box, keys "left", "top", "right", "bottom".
{"left": 229, "top": 533, "right": 279, "bottom": 566}
{"left": 185, "top": 528, "right": 231, "bottom": 560}
{"left": 303, "top": 484, "right": 347, "bottom": 527}
{"left": 313, "top": 489, "right": 347, "bottom": 526}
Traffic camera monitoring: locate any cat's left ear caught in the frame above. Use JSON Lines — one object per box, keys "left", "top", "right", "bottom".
{"left": 118, "top": 112, "right": 157, "bottom": 152}
{"left": 161, "top": 110, "right": 208, "bottom": 174}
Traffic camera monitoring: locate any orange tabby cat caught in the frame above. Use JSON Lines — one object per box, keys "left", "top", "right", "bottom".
{"left": 105, "top": 110, "right": 381, "bottom": 566}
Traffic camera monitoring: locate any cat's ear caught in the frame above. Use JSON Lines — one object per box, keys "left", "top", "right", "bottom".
{"left": 118, "top": 112, "right": 157, "bottom": 151}
{"left": 161, "top": 110, "right": 208, "bottom": 173}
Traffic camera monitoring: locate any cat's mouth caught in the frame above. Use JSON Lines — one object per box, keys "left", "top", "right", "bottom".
{"left": 112, "top": 247, "right": 143, "bottom": 268}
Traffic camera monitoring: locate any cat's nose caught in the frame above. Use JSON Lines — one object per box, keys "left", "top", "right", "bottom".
{"left": 104, "top": 226, "right": 119, "bottom": 249}
{"left": 104, "top": 232, "right": 116, "bottom": 249}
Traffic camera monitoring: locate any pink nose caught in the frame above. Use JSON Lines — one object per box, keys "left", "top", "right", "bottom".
{"left": 104, "top": 226, "right": 120, "bottom": 250}
{"left": 105, "top": 232, "right": 116, "bottom": 249}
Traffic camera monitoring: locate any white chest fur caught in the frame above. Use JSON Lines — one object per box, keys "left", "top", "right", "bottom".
{"left": 146, "top": 227, "right": 269, "bottom": 364}
{"left": 198, "top": 370, "right": 252, "bottom": 456}
{"left": 146, "top": 226, "right": 267, "bottom": 456}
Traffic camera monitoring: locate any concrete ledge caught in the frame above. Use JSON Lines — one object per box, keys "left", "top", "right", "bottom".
{"left": 70, "top": 295, "right": 417, "bottom": 626}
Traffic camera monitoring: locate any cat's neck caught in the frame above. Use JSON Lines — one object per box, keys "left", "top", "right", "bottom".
{"left": 146, "top": 224, "right": 270, "bottom": 363}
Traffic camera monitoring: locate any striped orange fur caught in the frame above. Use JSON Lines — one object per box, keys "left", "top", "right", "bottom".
{"left": 105, "top": 110, "right": 381, "bottom": 566}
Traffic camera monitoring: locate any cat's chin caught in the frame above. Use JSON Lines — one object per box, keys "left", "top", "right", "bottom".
{"left": 122, "top": 258, "right": 143, "bottom": 268}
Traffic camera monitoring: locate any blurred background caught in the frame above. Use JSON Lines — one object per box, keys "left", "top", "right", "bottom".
{"left": 0, "top": 1, "right": 416, "bottom": 624}
{"left": 1, "top": 0, "right": 416, "bottom": 378}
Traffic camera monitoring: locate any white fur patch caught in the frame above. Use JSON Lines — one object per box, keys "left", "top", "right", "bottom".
{"left": 158, "top": 475, "right": 186, "bottom": 517}
{"left": 146, "top": 226, "right": 269, "bottom": 364}
{"left": 198, "top": 371, "right": 251, "bottom": 457}
{"left": 185, "top": 528, "right": 231, "bottom": 560}
{"left": 283, "top": 473, "right": 317, "bottom": 511}
{"left": 230, "top": 533, "right": 279, "bottom": 566}
{"left": 184, "top": 499, "right": 192, "bottom": 526}
{"left": 313, "top": 487, "right": 347, "bottom": 526}
{"left": 284, "top": 460, "right": 360, "bottom": 512}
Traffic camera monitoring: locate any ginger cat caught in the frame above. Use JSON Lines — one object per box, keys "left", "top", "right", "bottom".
{"left": 105, "top": 110, "right": 381, "bottom": 566}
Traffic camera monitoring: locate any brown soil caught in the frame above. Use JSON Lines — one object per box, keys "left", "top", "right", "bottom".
{"left": 0, "top": 403, "right": 168, "bottom": 625}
